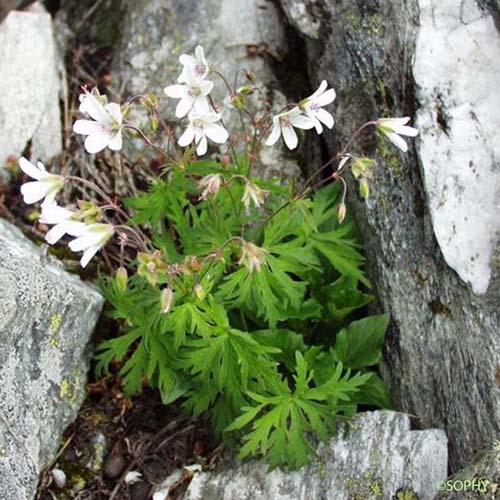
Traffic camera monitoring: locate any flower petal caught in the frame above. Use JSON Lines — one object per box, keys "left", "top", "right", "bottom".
{"left": 84, "top": 131, "right": 113, "bottom": 154}
{"left": 265, "top": 119, "right": 281, "bottom": 146}
{"left": 290, "top": 114, "right": 315, "bottom": 130}
{"left": 19, "top": 157, "right": 44, "bottom": 180}
{"left": 80, "top": 93, "right": 109, "bottom": 123}
{"left": 316, "top": 108, "right": 334, "bottom": 129}
{"left": 200, "top": 80, "right": 214, "bottom": 96}
{"left": 196, "top": 136, "right": 208, "bottom": 156}
{"left": 386, "top": 132, "right": 408, "bottom": 152}
{"left": 396, "top": 125, "right": 418, "bottom": 137}
{"left": 311, "top": 80, "right": 328, "bottom": 98}
{"left": 282, "top": 124, "right": 298, "bottom": 150}
{"left": 108, "top": 131, "right": 123, "bottom": 151}
{"left": 73, "top": 119, "right": 104, "bottom": 136}
{"left": 204, "top": 123, "right": 228, "bottom": 144}
{"left": 80, "top": 245, "right": 100, "bottom": 268}
{"left": 178, "top": 125, "right": 195, "bottom": 147}
{"left": 176, "top": 97, "right": 193, "bottom": 118}
{"left": 105, "top": 103, "right": 123, "bottom": 125}
{"left": 315, "top": 88, "right": 336, "bottom": 106}
{"left": 164, "top": 84, "right": 187, "bottom": 98}
{"left": 21, "top": 181, "right": 49, "bottom": 204}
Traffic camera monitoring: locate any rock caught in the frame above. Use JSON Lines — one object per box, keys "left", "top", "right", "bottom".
{"left": 435, "top": 440, "right": 500, "bottom": 499}
{"left": 0, "top": 1, "right": 36, "bottom": 23}
{"left": 155, "top": 411, "right": 447, "bottom": 500}
{"left": 414, "top": 0, "right": 500, "bottom": 295}
{"left": 112, "top": 0, "right": 301, "bottom": 178}
{"left": 0, "top": 5, "right": 62, "bottom": 168}
{"left": 0, "top": 219, "right": 103, "bottom": 500}
{"left": 280, "top": 0, "right": 500, "bottom": 471}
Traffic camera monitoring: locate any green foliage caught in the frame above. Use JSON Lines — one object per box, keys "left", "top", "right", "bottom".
{"left": 96, "top": 162, "right": 392, "bottom": 469}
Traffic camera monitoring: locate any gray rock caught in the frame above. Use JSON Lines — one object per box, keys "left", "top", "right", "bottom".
{"left": 435, "top": 440, "right": 500, "bottom": 499}
{"left": 156, "top": 411, "right": 447, "bottom": 500}
{"left": 112, "top": 0, "right": 301, "bottom": 178}
{"left": 0, "top": 219, "right": 103, "bottom": 500}
{"left": 0, "top": 5, "right": 62, "bottom": 168}
{"left": 280, "top": 0, "right": 500, "bottom": 471}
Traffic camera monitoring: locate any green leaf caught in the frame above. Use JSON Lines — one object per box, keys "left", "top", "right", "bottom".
{"left": 355, "top": 372, "right": 393, "bottom": 409}
{"left": 334, "top": 314, "right": 390, "bottom": 369}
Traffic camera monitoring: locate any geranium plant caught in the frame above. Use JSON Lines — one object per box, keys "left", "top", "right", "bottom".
{"left": 19, "top": 45, "right": 417, "bottom": 469}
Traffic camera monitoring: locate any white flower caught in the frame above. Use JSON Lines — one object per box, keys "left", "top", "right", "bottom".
{"left": 164, "top": 74, "right": 213, "bottom": 118}
{"left": 242, "top": 182, "right": 269, "bottom": 208}
{"left": 199, "top": 174, "right": 223, "bottom": 199}
{"left": 19, "top": 157, "right": 64, "bottom": 205}
{"left": 178, "top": 111, "right": 228, "bottom": 156}
{"left": 301, "top": 80, "right": 336, "bottom": 134}
{"left": 68, "top": 223, "right": 114, "bottom": 268}
{"left": 73, "top": 88, "right": 123, "bottom": 154}
{"left": 265, "top": 107, "right": 315, "bottom": 150}
{"left": 40, "top": 201, "right": 85, "bottom": 245}
{"left": 178, "top": 45, "right": 209, "bottom": 84}
{"left": 376, "top": 117, "right": 418, "bottom": 152}
{"left": 125, "top": 471, "right": 143, "bottom": 485}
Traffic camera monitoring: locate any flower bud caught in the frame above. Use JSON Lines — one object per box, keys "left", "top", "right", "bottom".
{"left": 138, "top": 251, "right": 168, "bottom": 287}
{"left": 238, "top": 242, "right": 268, "bottom": 273}
{"left": 359, "top": 178, "right": 370, "bottom": 199}
{"left": 194, "top": 283, "right": 206, "bottom": 301}
{"left": 336, "top": 203, "right": 347, "bottom": 224}
{"left": 242, "top": 182, "right": 269, "bottom": 208}
{"left": 160, "top": 287, "right": 174, "bottom": 314}
{"left": 199, "top": 174, "right": 223, "bottom": 199}
{"left": 351, "top": 157, "right": 376, "bottom": 179}
{"left": 115, "top": 266, "right": 128, "bottom": 292}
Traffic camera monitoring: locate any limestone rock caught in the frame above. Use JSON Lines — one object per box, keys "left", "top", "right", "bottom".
{"left": 0, "top": 6, "right": 62, "bottom": 168}
{"left": 0, "top": 219, "right": 103, "bottom": 500}
{"left": 280, "top": 0, "right": 500, "bottom": 471}
{"left": 156, "top": 411, "right": 448, "bottom": 500}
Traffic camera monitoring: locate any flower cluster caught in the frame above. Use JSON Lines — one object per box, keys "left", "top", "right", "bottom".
{"left": 164, "top": 46, "right": 228, "bottom": 155}
{"left": 18, "top": 157, "right": 113, "bottom": 268}
{"left": 17, "top": 43, "right": 418, "bottom": 274}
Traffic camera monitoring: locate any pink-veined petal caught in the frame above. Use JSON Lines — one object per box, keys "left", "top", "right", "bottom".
{"left": 108, "top": 131, "right": 123, "bottom": 151}
{"left": 204, "top": 123, "right": 228, "bottom": 144}
{"left": 19, "top": 157, "right": 44, "bottom": 180}
{"left": 178, "top": 125, "right": 195, "bottom": 147}
{"left": 316, "top": 108, "right": 334, "bottom": 129}
{"left": 196, "top": 136, "right": 208, "bottom": 156}
{"left": 73, "top": 119, "right": 104, "bottom": 136}
{"left": 164, "top": 84, "right": 187, "bottom": 99}
{"left": 282, "top": 124, "right": 298, "bottom": 150}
